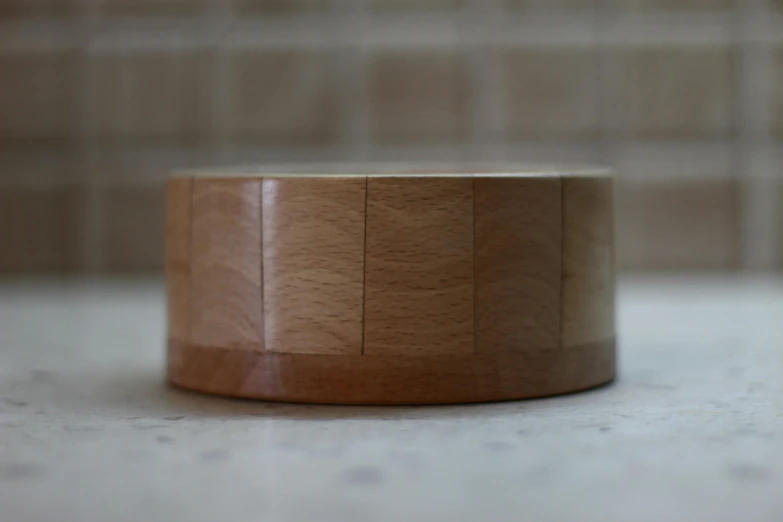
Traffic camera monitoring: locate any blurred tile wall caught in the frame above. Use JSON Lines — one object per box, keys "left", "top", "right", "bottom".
{"left": 0, "top": 0, "right": 782, "bottom": 273}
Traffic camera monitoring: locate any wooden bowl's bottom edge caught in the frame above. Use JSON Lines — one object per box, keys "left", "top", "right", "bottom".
{"left": 166, "top": 339, "right": 617, "bottom": 405}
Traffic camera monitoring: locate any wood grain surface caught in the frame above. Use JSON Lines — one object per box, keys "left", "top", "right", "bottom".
{"left": 474, "top": 176, "right": 562, "bottom": 353}
{"left": 168, "top": 338, "right": 616, "bottom": 405}
{"left": 166, "top": 170, "right": 617, "bottom": 404}
{"left": 190, "top": 179, "right": 264, "bottom": 350}
{"left": 165, "top": 177, "right": 192, "bottom": 342}
{"left": 561, "top": 175, "right": 615, "bottom": 347}
{"left": 262, "top": 177, "right": 366, "bottom": 355}
{"left": 363, "top": 177, "right": 474, "bottom": 356}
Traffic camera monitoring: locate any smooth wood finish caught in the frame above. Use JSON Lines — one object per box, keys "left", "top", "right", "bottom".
{"left": 262, "top": 177, "right": 366, "bottom": 355}
{"left": 561, "top": 175, "right": 616, "bottom": 347}
{"left": 166, "top": 168, "right": 616, "bottom": 405}
{"left": 165, "top": 177, "right": 192, "bottom": 342}
{"left": 474, "top": 176, "right": 562, "bottom": 353}
{"left": 168, "top": 338, "right": 616, "bottom": 405}
{"left": 190, "top": 179, "right": 264, "bottom": 350}
{"left": 364, "top": 177, "right": 474, "bottom": 356}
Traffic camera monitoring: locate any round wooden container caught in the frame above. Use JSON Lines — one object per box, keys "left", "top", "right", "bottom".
{"left": 166, "top": 165, "right": 616, "bottom": 405}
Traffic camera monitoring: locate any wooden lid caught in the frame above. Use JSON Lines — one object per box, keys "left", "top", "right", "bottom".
{"left": 166, "top": 165, "right": 616, "bottom": 404}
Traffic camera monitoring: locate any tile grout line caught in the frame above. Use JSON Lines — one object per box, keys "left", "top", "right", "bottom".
{"left": 735, "top": 0, "right": 778, "bottom": 270}
{"left": 353, "top": 0, "right": 372, "bottom": 160}
{"left": 81, "top": 0, "right": 104, "bottom": 274}
{"left": 466, "top": 0, "right": 504, "bottom": 161}
{"left": 0, "top": 11, "right": 764, "bottom": 50}
{"left": 596, "top": 0, "right": 611, "bottom": 163}
{"left": 333, "top": 0, "right": 359, "bottom": 160}
{"left": 733, "top": 0, "right": 751, "bottom": 270}
{"left": 205, "top": 0, "right": 232, "bottom": 163}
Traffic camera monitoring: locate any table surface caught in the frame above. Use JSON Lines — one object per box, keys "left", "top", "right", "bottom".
{"left": 1, "top": 277, "right": 782, "bottom": 522}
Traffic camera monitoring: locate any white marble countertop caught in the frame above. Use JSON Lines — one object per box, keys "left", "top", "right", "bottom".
{"left": 1, "top": 277, "right": 782, "bottom": 522}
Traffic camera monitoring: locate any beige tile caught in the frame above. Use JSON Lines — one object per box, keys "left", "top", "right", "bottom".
{"left": 92, "top": 51, "right": 211, "bottom": 143}
{"left": 100, "top": 184, "right": 165, "bottom": 272}
{"left": 0, "top": 51, "right": 78, "bottom": 143}
{"left": 371, "top": 0, "right": 463, "bottom": 10}
{"left": 0, "top": 0, "right": 79, "bottom": 16}
{"left": 87, "top": 146, "right": 214, "bottom": 185}
{"left": 87, "top": 158, "right": 173, "bottom": 185}
{"left": 235, "top": 0, "right": 326, "bottom": 12}
{"left": 612, "top": 46, "right": 735, "bottom": 138}
{"left": 0, "top": 185, "right": 84, "bottom": 273}
{"left": 607, "top": 0, "right": 733, "bottom": 10}
{"left": 506, "top": 0, "right": 597, "bottom": 10}
{"left": 369, "top": 51, "right": 469, "bottom": 143}
{"left": 778, "top": 184, "right": 783, "bottom": 270}
{"left": 772, "top": 49, "right": 783, "bottom": 138}
{"left": 229, "top": 50, "right": 337, "bottom": 145}
{"left": 503, "top": 48, "right": 599, "bottom": 139}
{"left": 0, "top": 147, "right": 80, "bottom": 184}
{"left": 616, "top": 179, "right": 739, "bottom": 270}
{"left": 97, "top": 0, "right": 203, "bottom": 15}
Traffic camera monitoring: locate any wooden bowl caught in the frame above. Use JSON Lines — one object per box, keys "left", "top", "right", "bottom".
{"left": 165, "top": 165, "right": 616, "bottom": 404}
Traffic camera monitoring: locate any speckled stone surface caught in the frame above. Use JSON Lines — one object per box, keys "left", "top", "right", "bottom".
{"left": 0, "top": 277, "right": 782, "bottom": 522}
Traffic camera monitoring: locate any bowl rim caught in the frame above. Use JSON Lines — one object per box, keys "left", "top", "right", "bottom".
{"left": 170, "top": 162, "right": 615, "bottom": 180}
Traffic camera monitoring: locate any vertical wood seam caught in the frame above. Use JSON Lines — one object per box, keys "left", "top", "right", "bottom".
{"left": 471, "top": 175, "right": 478, "bottom": 398}
{"left": 558, "top": 174, "right": 565, "bottom": 352}
{"left": 178, "top": 179, "right": 197, "bottom": 379}
{"left": 187, "top": 178, "right": 195, "bottom": 344}
{"left": 260, "top": 177, "right": 266, "bottom": 352}
{"left": 361, "top": 175, "right": 369, "bottom": 356}
{"left": 472, "top": 175, "right": 477, "bottom": 356}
